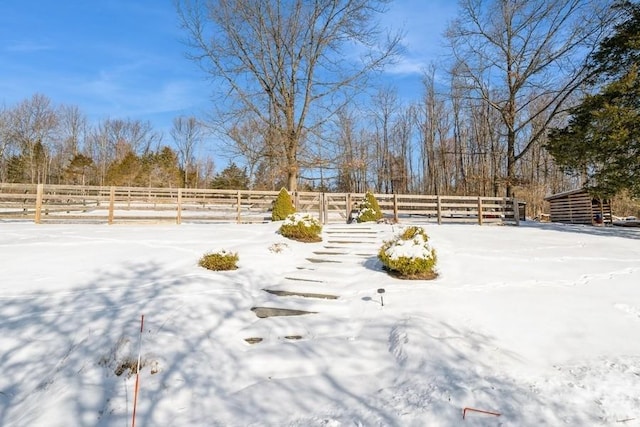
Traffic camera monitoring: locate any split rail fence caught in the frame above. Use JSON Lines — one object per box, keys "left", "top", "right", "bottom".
{"left": 0, "top": 183, "right": 520, "bottom": 226}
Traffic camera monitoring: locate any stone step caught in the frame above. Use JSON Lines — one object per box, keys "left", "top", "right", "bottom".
{"left": 263, "top": 289, "right": 338, "bottom": 300}
{"left": 251, "top": 307, "right": 317, "bottom": 318}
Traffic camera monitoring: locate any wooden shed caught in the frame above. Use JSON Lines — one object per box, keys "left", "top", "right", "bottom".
{"left": 544, "top": 188, "right": 612, "bottom": 225}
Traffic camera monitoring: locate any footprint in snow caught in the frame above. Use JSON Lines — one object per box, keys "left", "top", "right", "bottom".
{"left": 613, "top": 303, "right": 640, "bottom": 320}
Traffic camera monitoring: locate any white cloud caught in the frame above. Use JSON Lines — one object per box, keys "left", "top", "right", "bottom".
{"left": 4, "top": 40, "right": 54, "bottom": 53}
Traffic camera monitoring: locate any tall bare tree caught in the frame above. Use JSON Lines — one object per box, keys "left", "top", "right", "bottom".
{"left": 48, "top": 105, "right": 89, "bottom": 184}
{"left": 333, "top": 107, "right": 370, "bottom": 192}
{"left": 390, "top": 105, "right": 413, "bottom": 193}
{"left": 0, "top": 107, "right": 10, "bottom": 182}
{"left": 227, "top": 116, "right": 282, "bottom": 188}
{"left": 86, "top": 118, "right": 161, "bottom": 185}
{"left": 418, "top": 69, "right": 452, "bottom": 195}
{"left": 176, "top": 0, "right": 401, "bottom": 190}
{"left": 6, "top": 94, "right": 59, "bottom": 184}
{"left": 447, "top": 0, "right": 616, "bottom": 197}
{"left": 370, "top": 87, "right": 399, "bottom": 193}
{"left": 170, "top": 116, "right": 204, "bottom": 187}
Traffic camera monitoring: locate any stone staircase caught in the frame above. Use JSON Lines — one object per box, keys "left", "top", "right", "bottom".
{"left": 242, "top": 223, "right": 388, "bottom": 344}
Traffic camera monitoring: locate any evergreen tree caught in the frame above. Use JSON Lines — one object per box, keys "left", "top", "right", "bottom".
{"left": 65, "top": 153, "right": 94, "bottom": 185}
{"left": 106, "top": 152, "right": 142, "bottom": 187}
{"left": 144, "top": 146, "right": 182, "bottom": 188}
{"left": 357, "top": 190, "right": 383, "bottom": 222}
{"left": 210, "top": 162, "right": 249, "bottom": 189}
{"left": 271, "top": 187, "right": 295, "bottom": 221}
{"left": 548, "top": 1, "right": 640, "bottom": 197}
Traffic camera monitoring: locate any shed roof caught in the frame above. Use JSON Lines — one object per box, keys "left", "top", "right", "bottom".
{"left": 544, "top": 188, "right": 588, "bottom": 201}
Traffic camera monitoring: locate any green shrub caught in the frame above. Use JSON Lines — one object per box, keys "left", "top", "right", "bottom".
{"left": 378, "top": 226, "right": 437, "bottom": 279}
{"left": 271, "top": 187, "right": 296, "bottom": 221}
{"left": 356, "top": 191, "right": 383, "bottom": 223}
{"left": 198, "top": 250, "right": 239, "bottom": 271}
{"left": 279, "top": 213, "right": 322, "bottom": 242}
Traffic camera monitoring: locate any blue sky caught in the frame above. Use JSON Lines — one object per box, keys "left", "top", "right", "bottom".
{"left": 0, "top": 0, "right": 458, "bottom": 134}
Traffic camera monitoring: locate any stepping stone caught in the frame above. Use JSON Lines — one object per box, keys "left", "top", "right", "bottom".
{"left": 244, "top": 337, "right": 263, "bottom": 344}
{"left": 264, "top": 289, "right": 338, "bottom": 300}
{"left": 327, "top": 230, "right": 378, "bottom": 234}
{"left": 284, "top": 276, "right": 324, "bottom": 283}
{"left": 306, "top": 258, "right": 342, "bottom": 263}
{"left": 251, "top": 307, "right": 317, "bottom": 318}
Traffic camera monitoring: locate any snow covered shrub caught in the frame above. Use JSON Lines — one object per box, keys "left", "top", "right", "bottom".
{"left": 271, "top": 187, "right": 296, "bottom": 221}
{"left": 356, "top": 191, "right": 383, "bottom": 223}
{"left": 279, "top": 213, "right": 322, "bottom": 242}
{"left": 198, "top": 250, "right": 239, "bottom": 271}
{"left": 378, "top": 226, "right": 437, "bottom": 279}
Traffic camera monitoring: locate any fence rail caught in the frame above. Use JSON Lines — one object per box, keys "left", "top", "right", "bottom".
{"left": 0, "top": 183, "right": 520, "bottom": 225}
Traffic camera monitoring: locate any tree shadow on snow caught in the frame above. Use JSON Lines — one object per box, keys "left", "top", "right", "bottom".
{"left": 0, "top": 261, "right": 257, "bottom": 427}
{"left": 523, "top": 221, "right": 640, "bottom": 240}
{"left": 0, "top": 258, "right": 613, "bottom": 426}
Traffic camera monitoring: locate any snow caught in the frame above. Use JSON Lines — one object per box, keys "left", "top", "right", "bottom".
{"left": 282, "top": 213, "right": 321, "bottom": 227}
{"left": 1, "top": 220, "right": 640, "bottom": 426}
{"left": 384, "top": 229, "right": 434, "bottom": 261}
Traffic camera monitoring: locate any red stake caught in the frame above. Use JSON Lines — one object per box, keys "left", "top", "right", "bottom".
{"left": 463, "top": 407, "right": 501, "bottom": 420}
{"left": 131, "top": 314, "right": 144, "bottom": 427}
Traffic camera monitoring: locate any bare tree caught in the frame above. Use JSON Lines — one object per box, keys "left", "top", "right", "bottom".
{"left": 418, "top": 69, "right": 452, "bottom": 195}
{"left": 370, "top": 87, "right": 399, "bottom": 193}
{"left": 0, "top": 107, "right": 10, "bottom": 182}
{"left": 57, "top": 105, "right": 87, "bottom": 157}
{"left": 390, "top": 105, "right": 413, "bottom": 193}
{"left": 334, "top": 107, "right": 370, "bottom": 192}
{"left": 6, "top": 94, "right": 59, "bottom": 184}
{"left": 447, "top": 0, "right": 616, "bottom": 197}
{"left": 176, "top": 0, "right": 401, "bottom": 191}
{"left": 47, "top": 105, "right": 89, "bottom": 184}
{"left": 170, "top": 116, "right": 204, "bottom": 187}
{"left": 86, "top": 118, "right": 161, "bottom": 186}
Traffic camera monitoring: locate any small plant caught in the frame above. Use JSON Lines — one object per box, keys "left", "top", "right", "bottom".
{"left": 356, "top": 191, "right": 383, "bottom": 223}
{"left": 198, "top": 249, "right": 239, "bottom": 271}
{"left": 268, "top": 242, "right": 289, "bottom": 253}
{"left": 378, "top": 226, "right": 437, "bottom": 279}
{"left": 271, "top": 187, "right": 296, "bottom": 221}
{"left": 278, "top": 213, "right": 322, "bottom": 242}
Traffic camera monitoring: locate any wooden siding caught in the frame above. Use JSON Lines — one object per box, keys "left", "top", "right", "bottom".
{"left": 545, "top": 188, "right": 612, "bottom": 225}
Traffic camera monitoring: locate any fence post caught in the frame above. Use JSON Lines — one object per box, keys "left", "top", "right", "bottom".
{"left": 34, "top": 183, "right": 44, "bottom": 224}
{"left": 176, "top": 188, "right": 182, "bottom": 225}
{"left": 108, "top": 186, "right": 115, "bottom": 225}
{"left": 294, "top": 190, "right": 299, "bottom": 211}
{"left": 477, "top": 196, "right": 483, "bottom": 226}
{"left": 346, "top": 193, "right": 352, "bottom": 221}
{"left": 513, "top": 198, "right": 520, "bottom": 226}
{"left": 437, "top": 195, "right": 442, "bottom": 225}
{"left": 236, "top": 190, "right": 241, "bottom": 223}
{"left": 323, "top": 193, "right": 330, "bottom": 224}
{"left": 393, "top": 193, "right": 399, "bottom": 223}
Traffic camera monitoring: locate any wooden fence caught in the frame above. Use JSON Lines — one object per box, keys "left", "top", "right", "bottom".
{"left": 0, "top": 183, "right": 520, "bottom": 225}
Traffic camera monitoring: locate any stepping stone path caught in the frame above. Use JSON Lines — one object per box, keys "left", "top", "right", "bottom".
{"left": 244, "top": 223, "right": 386, "bottom": 345}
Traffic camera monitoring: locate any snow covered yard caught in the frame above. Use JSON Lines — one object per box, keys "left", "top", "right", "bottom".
{"left": 0, "top": 221, "right": 639, "bottom": 426}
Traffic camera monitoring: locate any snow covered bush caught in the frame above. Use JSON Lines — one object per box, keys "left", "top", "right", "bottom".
{"left": 378, "top": 226, "right": 437, "bottom": 279}
{"left": 198, "top": 249, "right": 239, "bottom": 271}
{"left": 356, "top": 191, "right": 383, "bottom": 223}
{"left": 279, "top": 213, "right": 322, "bottom": 242}
{"left": 271, "top": 187, "right": 296, "bottom": 221}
